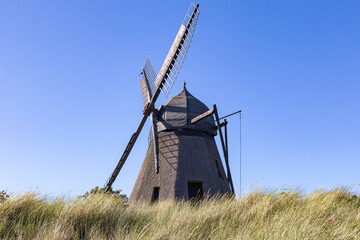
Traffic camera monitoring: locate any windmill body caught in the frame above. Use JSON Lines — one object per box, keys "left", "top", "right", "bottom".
{"left": 129, "top": 87, "right": 231, "bottom": 202}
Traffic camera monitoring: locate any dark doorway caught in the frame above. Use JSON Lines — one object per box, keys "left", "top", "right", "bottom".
{"left": 151, "top": 187, "right": 160, "bottom": 201}
{"left": 188, "top": 181, "right": 203, "bottom": 200}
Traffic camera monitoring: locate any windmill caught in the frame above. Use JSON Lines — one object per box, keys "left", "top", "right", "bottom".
{"left": 105, "top": 3, "right": 237, "bottom": 201}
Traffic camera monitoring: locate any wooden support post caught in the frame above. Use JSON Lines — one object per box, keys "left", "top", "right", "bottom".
{"left": 213, "top": 104, "right": 235, "bottom": 195}
{"left": 224, "top": 119, "right": 228, "bottom": 161}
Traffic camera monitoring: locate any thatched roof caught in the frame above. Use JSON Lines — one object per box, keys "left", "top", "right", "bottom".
{"left": 157, "top": 86, "right": 217, "bottom": 136}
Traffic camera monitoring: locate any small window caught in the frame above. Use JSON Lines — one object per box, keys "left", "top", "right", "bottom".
{"left": 151, "top": 187, "right": 160, "bottom": 201}
{"left": 188, "top": 181, "right": 203, "bottom": 201}
{"left": 215, "top": 159, "right": 224, "bottom": 180}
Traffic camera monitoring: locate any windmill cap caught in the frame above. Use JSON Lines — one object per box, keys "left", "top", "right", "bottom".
{"left": 157, "top": 87, "right": 217, "bottom": 136}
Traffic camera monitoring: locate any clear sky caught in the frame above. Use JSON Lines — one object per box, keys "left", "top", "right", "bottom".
{"left": 1, "top": 1, "right": 359, "bottom": 197}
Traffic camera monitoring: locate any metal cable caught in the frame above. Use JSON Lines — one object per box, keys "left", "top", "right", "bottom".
{"left": 239, "top": 111, "right": 242, "bottom": 198}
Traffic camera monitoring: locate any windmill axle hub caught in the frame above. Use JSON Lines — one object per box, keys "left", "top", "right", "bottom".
{"left": 143, "top": 106, "right": 157, "bottom": 116}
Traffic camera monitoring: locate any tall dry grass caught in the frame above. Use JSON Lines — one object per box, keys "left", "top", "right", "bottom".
{"left": 0, "top": 188, "right": 359, "bottom": 239}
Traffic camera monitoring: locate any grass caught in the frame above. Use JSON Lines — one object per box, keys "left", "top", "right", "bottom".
{"left": 0, "top": 188, "right": 359, "bottom": 239}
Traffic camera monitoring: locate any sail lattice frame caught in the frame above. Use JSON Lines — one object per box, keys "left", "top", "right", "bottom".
{"left": 157, "top": 3, "right": 200, "bottom": 98}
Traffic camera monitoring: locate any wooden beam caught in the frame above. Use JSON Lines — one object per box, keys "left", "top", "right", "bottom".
{"left": 217, "top": 122, "right": 226, "bottom": 129}
{"left": 219, "top": 110, "right": 242, "bottom": 120}
{"left": 213, "top": 104, "right": 235, "bottom": 195}
{"left": 190, "top": 108, "right": 215, "bottom": 124}
{"left": 105, "top": 113, "right": 148, "bottom": 192}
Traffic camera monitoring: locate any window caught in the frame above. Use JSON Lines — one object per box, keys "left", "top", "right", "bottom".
{"left": 188, "top": 181, "right": 203, "bottom": 201}
{"left": 151, "top": 187, "right": 160, "bottom": 201}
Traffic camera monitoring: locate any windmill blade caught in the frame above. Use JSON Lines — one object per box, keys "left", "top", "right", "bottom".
{"left": 142, "top": 63, "right": 160, "bottom": 173}
{"left": 147, "top": 114, "right": 159, "bottom": 173}
{"left": 140, "top": 79, "right": 151, "bottom": 107}
{"left": 150, "top": 113, "right": 159, "bottom": 173}
{"left": 104, "top": 3, "right": 200, "bottom": 191}
{"left": 155, "top": 3, "right": 200, "bottom": 98}
{"left": 140, "top": 57, "right": 157, "bottom": 106}
{"left": 105, "top": 114, "right": 149, "bottom": 191}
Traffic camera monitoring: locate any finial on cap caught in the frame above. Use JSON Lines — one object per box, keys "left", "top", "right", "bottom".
{"left": 183, "top": 81, "right": 186, "bottom": 89}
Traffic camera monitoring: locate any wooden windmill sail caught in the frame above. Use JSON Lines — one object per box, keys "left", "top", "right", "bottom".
{"left": 104, "top": 3, "right": 235, "bottom": 201}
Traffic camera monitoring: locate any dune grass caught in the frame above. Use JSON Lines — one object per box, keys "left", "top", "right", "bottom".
{"left": 0, "top": 188, "right": 359, "bottom": 239}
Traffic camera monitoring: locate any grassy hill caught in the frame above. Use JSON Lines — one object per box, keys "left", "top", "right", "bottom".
{"left": 0, "top": 188, "right": 359, "bottom": 239}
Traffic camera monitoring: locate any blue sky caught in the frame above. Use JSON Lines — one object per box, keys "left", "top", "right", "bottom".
{"left": 1, "top": 1, "right": 359, "bottom": 197}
